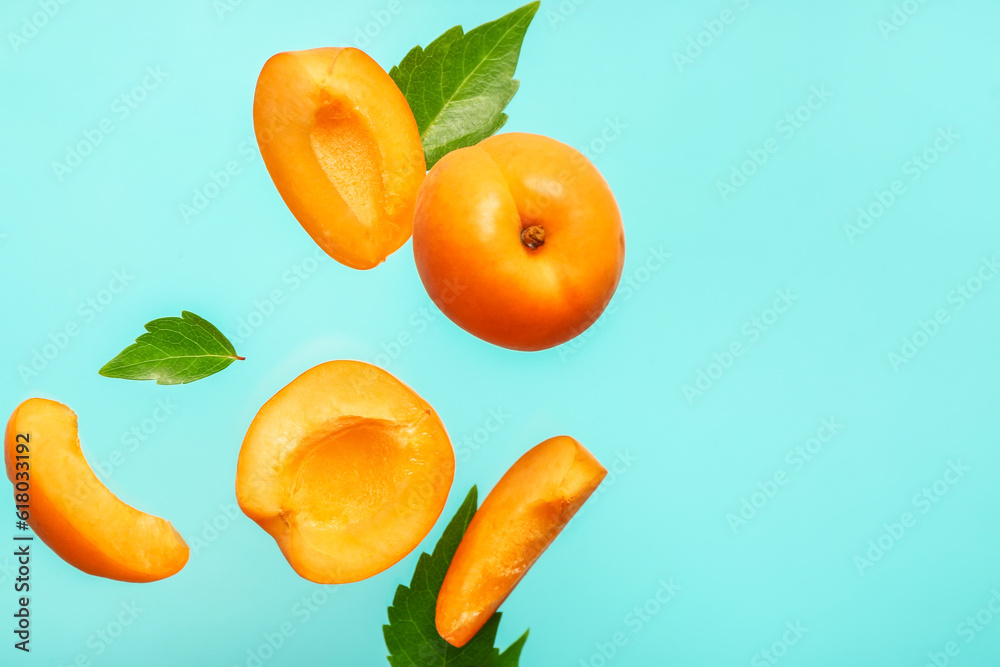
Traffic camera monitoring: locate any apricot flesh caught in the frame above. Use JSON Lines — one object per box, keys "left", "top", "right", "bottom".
{"left": 413, "top": 132, "right": 625, "bottom": 350}
{"left": 236, "top": 361, "right": 454, "bottom": 584}
{"left": 254, "top": 47, "right": 426, "bottom": 269}
{"left": 4, "top": 399, "right": 189, "bottom": 582}
{"left": 436, "top": 435, "right": 607, "bottom": 647}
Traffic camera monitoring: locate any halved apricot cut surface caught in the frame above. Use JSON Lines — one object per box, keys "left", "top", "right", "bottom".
{"left": 236, "top": 360, "right": 454, "bottom": 584}
{"left": 436, "top": 435, "right": 606, "bottom": 647}
{"left": 4, "top": 399, "right": 189, "bottom": 583}
{"left": 254, "top": 47, "right": 426, "bottom": 269}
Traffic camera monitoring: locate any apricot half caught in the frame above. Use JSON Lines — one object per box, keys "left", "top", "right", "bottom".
{"left": 413, "top": 132, "right": 625, "bottom": 351}
{"left": 254, "top": 47, "right": 426, "bottom": 269}
{"left": 236, "top": 361, "right": 454, "bottom": 583}
{"left": 4, "top": 399, "right": 189, "bottom": 582}
{"left": 436, "top": 435, "right": 607, "bottom": 647}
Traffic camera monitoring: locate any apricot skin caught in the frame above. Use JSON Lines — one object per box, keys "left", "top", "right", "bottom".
{"left": 413, "top": 132, "right": 625, "bottom": 351}
{"left": 4, "top": 399, "right": 189, "bottom": 583}
{"left": 236, "top": 361, "right": 454, "bottom": 584}
{"left": 254, "top": 47, "right": 426, "bottom": 270}
{"left": 436, "top": 435, "right": 607, "bottom": 647}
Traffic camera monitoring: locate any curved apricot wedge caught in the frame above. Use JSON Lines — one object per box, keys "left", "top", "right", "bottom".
{"left": 436, "top": 435, "right": 607, "bottom": 647}
{"left": 236, "top": 361, "right": 454, "bottom": 584}
{"left": 254, "top": 47, "right": 426, "bottom": 270}
{"left": 4, "top": 399, "right": 189, "bottom": 583}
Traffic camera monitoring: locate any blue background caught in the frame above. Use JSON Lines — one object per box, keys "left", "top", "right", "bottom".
{"left": 2, "top": 0, "right": 1000, "bottom": 665}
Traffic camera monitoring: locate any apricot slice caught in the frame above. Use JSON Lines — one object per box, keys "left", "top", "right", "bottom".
{"left": 4, "top": 399, "right": 189, "bottom": 583}
{"left": 436, "top": 435, "right": 607, "bottom": 647}
{"left": 236, "top": 361, "right": 454, "bottom": 583}
{"left": 253, "top": 47, "right": 426, "bottom": 270}
{"left": 413, "top": 132, "right": 625, "bottom": 351}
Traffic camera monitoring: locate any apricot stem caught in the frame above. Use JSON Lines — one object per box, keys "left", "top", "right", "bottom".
{"left": 520, "top": 225, "right": 545, "bottom": 250}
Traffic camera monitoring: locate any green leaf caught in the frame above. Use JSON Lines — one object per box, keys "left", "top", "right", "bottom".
{"left": 390, "top": 2, "right": 540, "bottom": 169}
{"left": 99, "top": 311, "right": 243, "bottom": 385}
{"left": 384, "top": 487, "right": 529, "bottom": 666}
{"left": 496, "top": 630, "right": 529, "bottom": 667}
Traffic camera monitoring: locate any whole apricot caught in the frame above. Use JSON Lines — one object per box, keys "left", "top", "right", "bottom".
{"left": 412, "top": 132, "right": 625, "bottom": 350}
